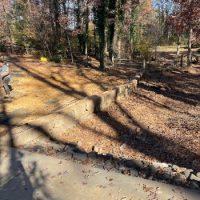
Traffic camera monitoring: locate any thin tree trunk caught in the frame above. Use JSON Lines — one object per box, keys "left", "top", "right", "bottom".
{"left": 143, "top": 58, "right": 146, "bottom": 71}
{"left": 62, "top": 1, "right": 73, "bottom": 63}
{"left": 112, "top": 0, "right": 120, "bottom": 63}
{"left": 99, "top": 32, "right": 105, "bottom": 70}
{"left": 104, "top": 26, "right": 109, "bottom": 57}
{"left": 96, "top": 0, "right": 106, "bottom": 70}
{"left": 155, "top": 46, "right": 157, "bottom": 61}
{"left": 118, "top": 38, "right": 121, "bottom": 59}
{"left": 76, "top": 0, "right": 83, "bottom": 53}
{"left": 187, "top": 28, "right": 193, "bottom": 66}
{"left": 176, "top": 35, "right": 180, "bottom": 56}
{"left": 45, "top": 41, "right": 52, "bottom": 58}
{"left": 66, "top": 33, "right": 74, "bottom": 63}
{"left": 84, "top": 5, "right": 89, "bottom": 57}
{"left": 53, "top": 0, "right": 61, "bottom": 43}
{"left": 180, "top": 54, "right": 183, "bottom": 67}
{"left": 63, "top": 3, "right": 74, "bottom": 63}
{"left": 2, "top": 5, "right": 14, "bottom": 53}
{"left": 108, "top": 7, "right": 115, "bottom": 63}
{"left": 49, "top": 0, "right": 56, "bottom": 53}
{"left": 94, "top": 26, "right": 97, "bottom": 56}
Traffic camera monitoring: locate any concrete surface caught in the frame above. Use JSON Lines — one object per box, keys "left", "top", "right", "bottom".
{"left": 0, "top": 148, "right": 199, "bottom": 200}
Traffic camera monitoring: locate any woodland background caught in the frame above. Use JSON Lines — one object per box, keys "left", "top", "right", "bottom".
{"left": 0, "top": 0, "right": 199, "bottom": 68}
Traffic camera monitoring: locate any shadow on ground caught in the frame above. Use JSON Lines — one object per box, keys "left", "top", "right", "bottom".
{"left": 0, "top": 55, "right": 200, "bottom": 196}
{"left": 140, "top": 66, "right": 200, "bottom": 106}
{"left": 0, "top": 103, "right": 52, "bottom": 200}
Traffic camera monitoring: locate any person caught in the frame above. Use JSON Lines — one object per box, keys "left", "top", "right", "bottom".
{"left": 0, "top": 59, "right": 13, "bottom": 97}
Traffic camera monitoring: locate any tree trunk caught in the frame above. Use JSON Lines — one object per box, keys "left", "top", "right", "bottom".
{"left": 155, "top": 46, "right": 157, "bottom": 61}
{"left": 112, "top": 0, "right": 121, "bottom": 61}
{"left": 94, "top": 26, "right": 97, "bottom": 56}
{"left": 187, "top": 28, "right": 193, "bottom": 66}
{"left": 176, "top": 35, "right": 180, "bottom": 56}
{"left": 108, "top": 0, "right": 116, "bottom": 64}
{"left": 180, "top": 54, "right": 183, "bottom": 67}
{"left": 76, "top": 0, "right": 84, "bottom": 53}
{"left": 62, "top": 2, "right": 74, "bottom": 63}
{"left": 99, "top": 50, "right": 105, "bottom": 70}
{"left": 66, "top": 33, "right": 74, "bottom": 63}
{"left": 53, "top": 0, "right": 61, "bottom": 42}
{"left": 118, "top": 38, "right": 121, "bottom": 59}
{"left": 96, "top": 0, "right": 106, "bottom": 70}
{"left": 2, "top": 5, "right": 14, "bottom": 52}
{"left": 99, "top": 30, "right": 105, "bottom": 70}
{"left": 176, "top": 44, "right": 180, "bottom": 56}
{"left": 143, "top": 58, "right": 146, "bottom": 71}
{"left": 84, "top": 5, "right": 89, "bottom": 57}
{"left": 48, "top": 0, "right": 58, "bottom": 53}
{"left": 104, "top": 27, "right": 108, "bottom": 56}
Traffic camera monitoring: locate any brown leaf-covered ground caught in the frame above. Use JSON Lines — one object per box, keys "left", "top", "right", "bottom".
{"left": 60, "top": 64, "right": 200, "bottom": 171}
{"left": 0, "top": 55, "right": 139, "bottom": 135}
{"left": 1, "top": 50, "right": 199, "bottom": 172}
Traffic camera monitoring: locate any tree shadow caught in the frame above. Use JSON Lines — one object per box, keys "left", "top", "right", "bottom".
{"left": 64, "top": 55, "right": 142, "bottom": 82}
{"left": 1, "top": 87, "right": 199, "bottom": 191}
{"left": 112, "top": 101, "right": 199, "bottom": 171}
{"left": 14, "top": 94, "right": 199, "bottom": 183}
{"left": 140, "top": 68, "right": 200, "bottom": 106}
{"left": 0, "top": 102, "right": 52, "bottom": 200}
{"left": 0, "top": 54, "right": 199, "bottom": 191}
{"left": 19, "top": 104, "right": 200, "bottom": 188}
{"left": 12, "top": 62, "right": 88, "bottom": 99}
{"left": 131, "top": 90, "right": 196, "bottom": 117}
{"left": 9, "top": 55, "right": 141, "bottom": 106}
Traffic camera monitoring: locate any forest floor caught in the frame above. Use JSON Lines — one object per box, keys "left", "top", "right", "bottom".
{"left": 0, "top": 54, "right": 140, "bottom": 135}
{"left": 0, "top": 47, "right": 200, "bottom": 172}
{"left": 51, "top": 63, "right": 200, "bottom": 172}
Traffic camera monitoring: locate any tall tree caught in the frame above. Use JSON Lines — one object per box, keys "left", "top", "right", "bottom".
{"left": 94, "top": 0, "right": 107, "bottom": 70}
{"left": 172, "top": 0, "right": 200, "bottom": 65}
